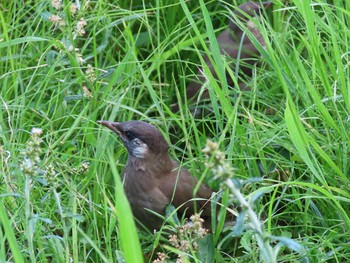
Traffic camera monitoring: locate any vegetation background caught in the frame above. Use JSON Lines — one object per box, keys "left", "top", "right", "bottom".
{"left": 0, "top": 0, "right": 349, "bottom": 262}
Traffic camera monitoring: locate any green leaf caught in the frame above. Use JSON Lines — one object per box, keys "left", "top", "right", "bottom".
{"left": 270, "top": 236, "right": 304, "bottom": 253}
{"left": 198, "top": 234, "right": 214, "bottom": 263}
{"left": 107, "top": 149, "right": 143, "bottom": 263}
{"left": 0, "top": 202, "right": 25, "bottom": 263}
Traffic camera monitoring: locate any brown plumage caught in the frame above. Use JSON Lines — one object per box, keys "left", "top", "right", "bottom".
{"left": 172, "top": 1, "right": 271, "bottom": 112}
{"left": 98, "top": 120, "right": 213, "bottom": 230}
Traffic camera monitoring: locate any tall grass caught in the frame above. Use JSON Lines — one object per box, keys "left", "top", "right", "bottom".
{"left": 1, "top": 0, "right": 349, "bottom": 262}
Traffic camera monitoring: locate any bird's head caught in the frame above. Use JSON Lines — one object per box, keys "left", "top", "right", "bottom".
{"left": 98, "top": 120, "right": 169, "bottom": 159}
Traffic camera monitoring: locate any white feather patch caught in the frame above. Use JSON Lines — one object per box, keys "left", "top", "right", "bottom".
{"left": 132, "top": 140, "right": 149, "bottom": 158}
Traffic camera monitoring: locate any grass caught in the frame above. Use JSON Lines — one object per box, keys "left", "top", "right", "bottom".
{"left": 1, "top": 0, "right": 349, "bottom": 262}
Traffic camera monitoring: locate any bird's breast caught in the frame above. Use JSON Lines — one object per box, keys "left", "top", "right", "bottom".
{"left": 122, "top": 169, "right": 169, "bottom": 215}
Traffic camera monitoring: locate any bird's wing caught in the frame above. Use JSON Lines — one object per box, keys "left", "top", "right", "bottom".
{"left": 157, "top": 165, "right": 213, "bottom": 217}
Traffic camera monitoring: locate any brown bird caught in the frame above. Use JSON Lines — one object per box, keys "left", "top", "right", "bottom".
{"left": 98, "top": 120, "right": 214, "bottom": 231}
{"left": 172, "top": 1, "right": 271, "bottom": 112}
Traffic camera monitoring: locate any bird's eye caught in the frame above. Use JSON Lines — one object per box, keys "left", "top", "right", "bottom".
{"left": 125, "top": 131, "right": 136, "bottom": 140}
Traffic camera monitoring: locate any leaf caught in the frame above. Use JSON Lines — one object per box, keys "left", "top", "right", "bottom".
{"left": 165, "top": 204, "right": 180, "bottom": 226}
{"left": 198, "top": 234, "right": 214, "bottom": 263}
{"left": 107, "top": 150, "right": 143, "bottom": 263}
{"left": 249, "top": 187, "right": 273, "bottom": 205}
{"left": 270, "top": 236, "right": 304, "bottom": 253}
{"left": 285, "top": 101, "right": 324, "bottom": 183}
{"left": 0, "top": 202, "right": 25, "bottom": 263}
{"left": 40, "top": 11, "right": 54, "bottom": 21}
{"left": 231, "top": 209, "right": 247, "bottom": 236}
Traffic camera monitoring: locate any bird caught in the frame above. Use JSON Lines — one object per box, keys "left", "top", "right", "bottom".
{"left": 98, "top": 120, "right": 214, "bottom": 231}
{"left": 172, "top": 1, "right": 272, "bottom": 112}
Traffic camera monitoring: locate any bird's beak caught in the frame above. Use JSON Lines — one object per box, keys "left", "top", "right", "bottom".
{"left": 97, "top": 120, "right": 122, "bottom": 135}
